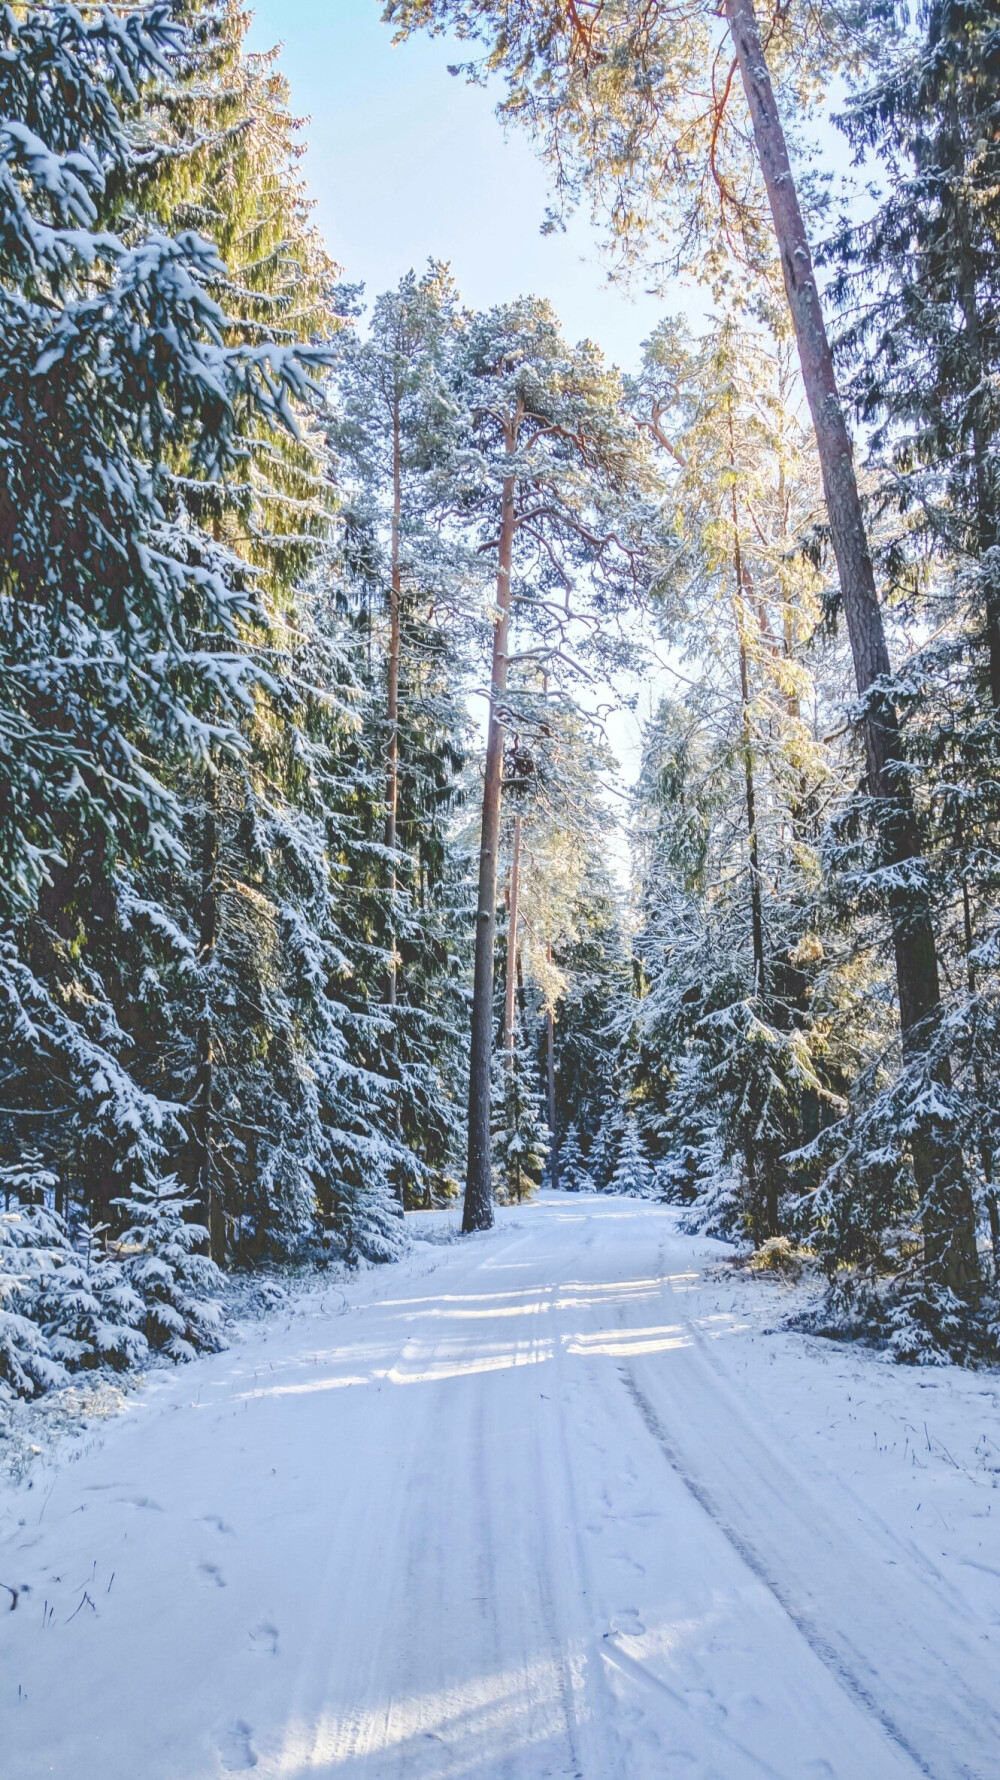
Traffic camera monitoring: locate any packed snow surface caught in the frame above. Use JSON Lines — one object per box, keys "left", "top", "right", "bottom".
{"left": 3, "top": 1195, "right": 1000, "bottom": 1779}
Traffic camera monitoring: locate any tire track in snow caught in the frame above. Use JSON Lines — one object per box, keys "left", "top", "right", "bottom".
{"left": 619, "top": 1367, "right": 937, "bottom": 1780}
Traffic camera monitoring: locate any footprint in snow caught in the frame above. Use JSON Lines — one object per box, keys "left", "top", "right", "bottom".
{"left": 120, "top": 1496, "right": 164, "bottom": 1512}
{"left": 249, "top": 1620, "right": 279, "bottom": 1656}
{"left": 610, "top": 1608, "right": 646, "bottom": 1637}
{"left": 684, "top": 1687, "right": 728, "bottom": 1727}
{"left": 197, "top": 1562, "right": 226, "bottom": 1588}
{"left": 217, "top": 1720, "right": 257, "bottom": 1771}
{"left": 201, "top": 1514, "right": 235, "bottom": 1536}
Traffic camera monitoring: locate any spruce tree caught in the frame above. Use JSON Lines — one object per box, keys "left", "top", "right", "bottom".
{"left": 608, "top": 1119, "right": 655, "bottom": 1199}
{"left": 0, "top": 2, "right": 329, "bottom": 1243}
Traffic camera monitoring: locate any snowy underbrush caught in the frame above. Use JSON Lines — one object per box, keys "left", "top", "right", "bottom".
{"left": 724, "top": 1236, "right": 1000, "bottom": 1369}
{"left": 0, "top": 1180, "right": 225, "bottom": 1411}
{"left": 670, "top": 1167, "right": 1000, "bottom": 1366}
{"left": 0, "top": 1249, "right": 357, "bottom": 1486}
{"left": 0, "top": 1375, "right": 134, "bottom": 1488}
{"left": 674, "top": 1167, "right": 747, "bottom": 1243}
{"left": 0, "top": 1158, "right": 412, "bottom": 1418}
{"left": 791, "top": 1267, "right": 1000, "bottom": 1366}
{"left": 406, "top": 1216, "right": 464, "bottom": 1247}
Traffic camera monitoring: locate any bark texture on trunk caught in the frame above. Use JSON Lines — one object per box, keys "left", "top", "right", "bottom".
{"left": 545, "top": 942, "right": 557, "bottom": 1187}
{"left": 195, "top": 767, "right": 225, "bottom": 1264}
{"left": 463, "top": 468, "right": 517, "bottom": 1232}
{"left": 726, "top": 0, "right": 979, "bottom": 1291}
{"left": 729, "top": 422, "right": 765, "bottom": 998}
{"left": 385, "top": 399, "right": 402, "bottom": 1009}
{"left": 504, "top": 812, "right": 522, "bottom": 1053}
{"left": 947, "top": 87, "right": 1000, "bottom": 711}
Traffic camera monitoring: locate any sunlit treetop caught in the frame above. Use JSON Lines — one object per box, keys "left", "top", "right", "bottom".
{"left": 383, "top": 0, "right": 894, "bottom": 294}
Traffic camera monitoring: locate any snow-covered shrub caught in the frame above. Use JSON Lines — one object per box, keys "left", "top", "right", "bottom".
{"left": 114, "top": 1183, "right": 225, "bottom": 1361}
{"left": 794, "top": 1267, "right": 1000, "bottom": 1366}
{"left": 0, "top": 1187, "right": 68, "bottom": 1400}
{"left": 32, "top": 1227, "right": 148, "bottom": 1375}
{"left": 0, "top": 1301, "right": 64, "bottom": 1403}
{"left": 1, "top": 1162, "right": 151, "bottom": 1393}
{"left": 747, "top": 1236, "right": 809, "bottom": 1278}
{"left": 678, "top": 1165, "right": 746, "bottom": 1243}
{"left": 323, "top": 1146, "right": 408, "bottom": 1268}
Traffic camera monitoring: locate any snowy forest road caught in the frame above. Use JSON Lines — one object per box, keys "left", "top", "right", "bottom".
{"left": 3, "top": 1195, "right": 1000, "bottom": 1780}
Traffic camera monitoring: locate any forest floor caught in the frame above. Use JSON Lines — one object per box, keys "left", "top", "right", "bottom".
{"left": 2, "top": 1194, "right": 1000, "bottom": 1780}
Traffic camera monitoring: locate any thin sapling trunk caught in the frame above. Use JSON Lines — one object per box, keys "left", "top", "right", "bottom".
{"left": 464, "top": 458, "right": 517, "bottom": 1233}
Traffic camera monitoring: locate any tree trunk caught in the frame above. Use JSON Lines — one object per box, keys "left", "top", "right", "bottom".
{"left": 504, "top": 812, "right": 522, "bottom": 1053}
{"left": 385, "top": 397, "right": 402, "bottom": 1008}
{"left": 195, "top": 766, "right": 225, "bottom": 1264}
{"left": 386, "top": 400, "right": 406, "bottom": 1205}
{"left": 728, "top": 417, "right": 766, "bottom": 997}
{"left": 962, "top": 868, "right": 1000, "bottom": 1277}
{"left": 463, "top": 465, "right": 517, "bottom": 1232}
{"left": 545, "top": 942, "right": 557, "bottom": 1187}
{"left": 726, "top": 0, "right": 979, "bottom": 1291}
{"left": 947, "top": 92, "right": 1000, "bottom": 709}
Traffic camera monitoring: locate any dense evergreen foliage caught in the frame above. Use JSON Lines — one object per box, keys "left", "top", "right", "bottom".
{"left": 6, "top": 0, "right": 1000, "bottom": 1398}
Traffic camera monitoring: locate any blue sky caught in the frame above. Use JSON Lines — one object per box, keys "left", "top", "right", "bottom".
{"left": 245, "top": 0, "right": 676, "bottom": 370}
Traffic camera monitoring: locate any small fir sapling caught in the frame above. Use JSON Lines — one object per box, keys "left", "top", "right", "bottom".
{"left": 492, "top": 1026, "right": 549, "bottom": 1205}
{"left": 557, "top": 1124, "right": 590, "bottom": 1193}
{"left": 589, "top": 1106, "right": 626, "bottom": 1193}
{"left": 608, "top": 1118, "right": 656, "bottom": 1199}
{"left": 114, "top": 1182, "right": 225, "bottom": 1361}
{"left": 0, "top": 1204, "right": 67, "bottom": 1402}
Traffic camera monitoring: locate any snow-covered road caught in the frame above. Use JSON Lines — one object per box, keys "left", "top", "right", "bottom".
{"left": 3, "top": 1195, "right": 1000, "bottom": 1779}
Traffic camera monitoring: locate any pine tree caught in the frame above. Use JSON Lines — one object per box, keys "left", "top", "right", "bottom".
{"left": 630, "top": 319, "right": 851, "bottom": 1242}
{"left": 389, "top": 0, "right": 976, "bottom": 1294}
{"left": 548, "top": 860, "right": 632, "bottom": 1165}
{"left": 589, "top": 1104, "right": 627, "bottom": 1193}
{"left": 819, "top": 0, "right": 1000, "bottom": 1304}
{"left": 332, "top": 266, "right": 474, "bottom": 1207}
{"left": 0, "top": 1171, "right": 69, "bottom": 1401}
{"left": 443, "top": 304, "right": 655, "bottom": 1232}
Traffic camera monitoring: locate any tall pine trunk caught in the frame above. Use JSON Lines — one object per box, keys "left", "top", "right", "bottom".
{"left": 946, "top": 84, "right": 1000, "bottom": 710}
{"left": 195, "top": 765, "right": 225, "bottom": 1264}
{"left": 726, "top": 0, "right": 979, "bottom": 1291}
{"left": 504, "top": 811, "right": 522, "bottom": 1053}
{"left": 385, "top": 399, "right": 406, "bottom": 1204}
{"left": 464, "top": 460, "right": 517, "bottom": 1232}
{"left": 545, "top": 943, "right": 557, "bottom": 1186}
{"left": 728, "top": 409, "right": 766, "bottom": 999}
{"left": 385, "top": 398, "right": 402, "bottom": 1008}
{"left": 729, "top": 409, "right": 775, "bottom": 1233}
